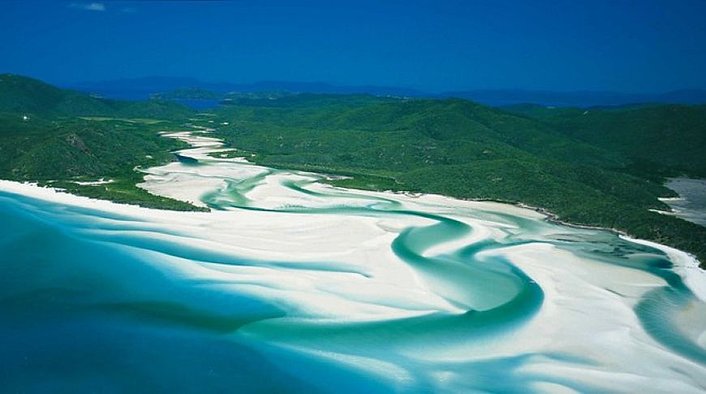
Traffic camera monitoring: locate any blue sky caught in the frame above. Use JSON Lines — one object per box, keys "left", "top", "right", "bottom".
{"left": 1, "top": 0, "right": 706, "bottom": 92}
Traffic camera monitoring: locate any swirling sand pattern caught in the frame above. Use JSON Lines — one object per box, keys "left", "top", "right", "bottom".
{"left": 1, "top": 130, "right": 705, "bottom": 393}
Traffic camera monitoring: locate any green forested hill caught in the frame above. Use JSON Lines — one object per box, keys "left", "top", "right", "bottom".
{"left": 0, "top": 74, "right": 193, "bottom": 119}
{"left": 0, "top": 113, "right": 200, "bottom": 210}
{"left": 0, "top": 75, "right": 199, "bottom": 210}
{"left": 505, "top": 104, "right": 706, "bottom": 179}
{"left": 212, "top": 94, "right": 706, "bottom": 264}
{"left": 0, "top": 73, "right": 107, "bottom": 114}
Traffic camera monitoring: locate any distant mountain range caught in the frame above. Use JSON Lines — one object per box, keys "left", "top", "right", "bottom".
{"left": 69, "top": 76, "right": 706, "bottom": 107}
{"left": 70, "top": 77, "right": 426, "bottom": 101}
{"left": 445, "top": 89, "right": 706, "bottom": 107}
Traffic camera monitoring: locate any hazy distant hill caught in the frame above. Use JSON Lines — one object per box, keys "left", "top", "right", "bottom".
{"left": 445, "top": 89, "right": 706, "bottom": 107}
{"left": 71, "top": 77, "right": 426, "bottom": 101}
{"left": 71, "top": 76, "right": 706, "bottom": 107}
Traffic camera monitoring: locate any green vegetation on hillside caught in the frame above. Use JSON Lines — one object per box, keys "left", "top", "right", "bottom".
{"left": 0, "top": 74, "right": 203, "bottom": 211}
{"left": 0, "top": 74, "right": 194, "bottom": 120}
{"left": 210, "top": 94, "right": 706, "bottom": 265}
{"left": 505, "top": 104, "right": 706, "bottom": 179}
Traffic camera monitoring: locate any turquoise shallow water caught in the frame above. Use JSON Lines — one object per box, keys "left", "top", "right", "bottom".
{"left": 2, "top": 183, "right": 705, "bottom": 392}
{"left": 2, "top": 132, "right": 706, "bottom": 392}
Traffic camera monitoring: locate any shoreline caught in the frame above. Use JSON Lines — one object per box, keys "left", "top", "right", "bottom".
{"left": 510, "top": 202, "right": 706, "bottom": 288}
{"left": 241, "top": 157, "right": 706, "bottom": 269}
{"left": 621, "top": 235, "right": 706, "bottom": 302}
{"left": 660, "top": 176, "right": 706, "bottom": 228}
{"left": 3, "top": 173, "right": 705, "bottom": 301}
{"left": 4, "top": 128, "right": 705, "bottom": 301}
{"left": 7, "top": 123, "right": 706, "bottom": 276}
